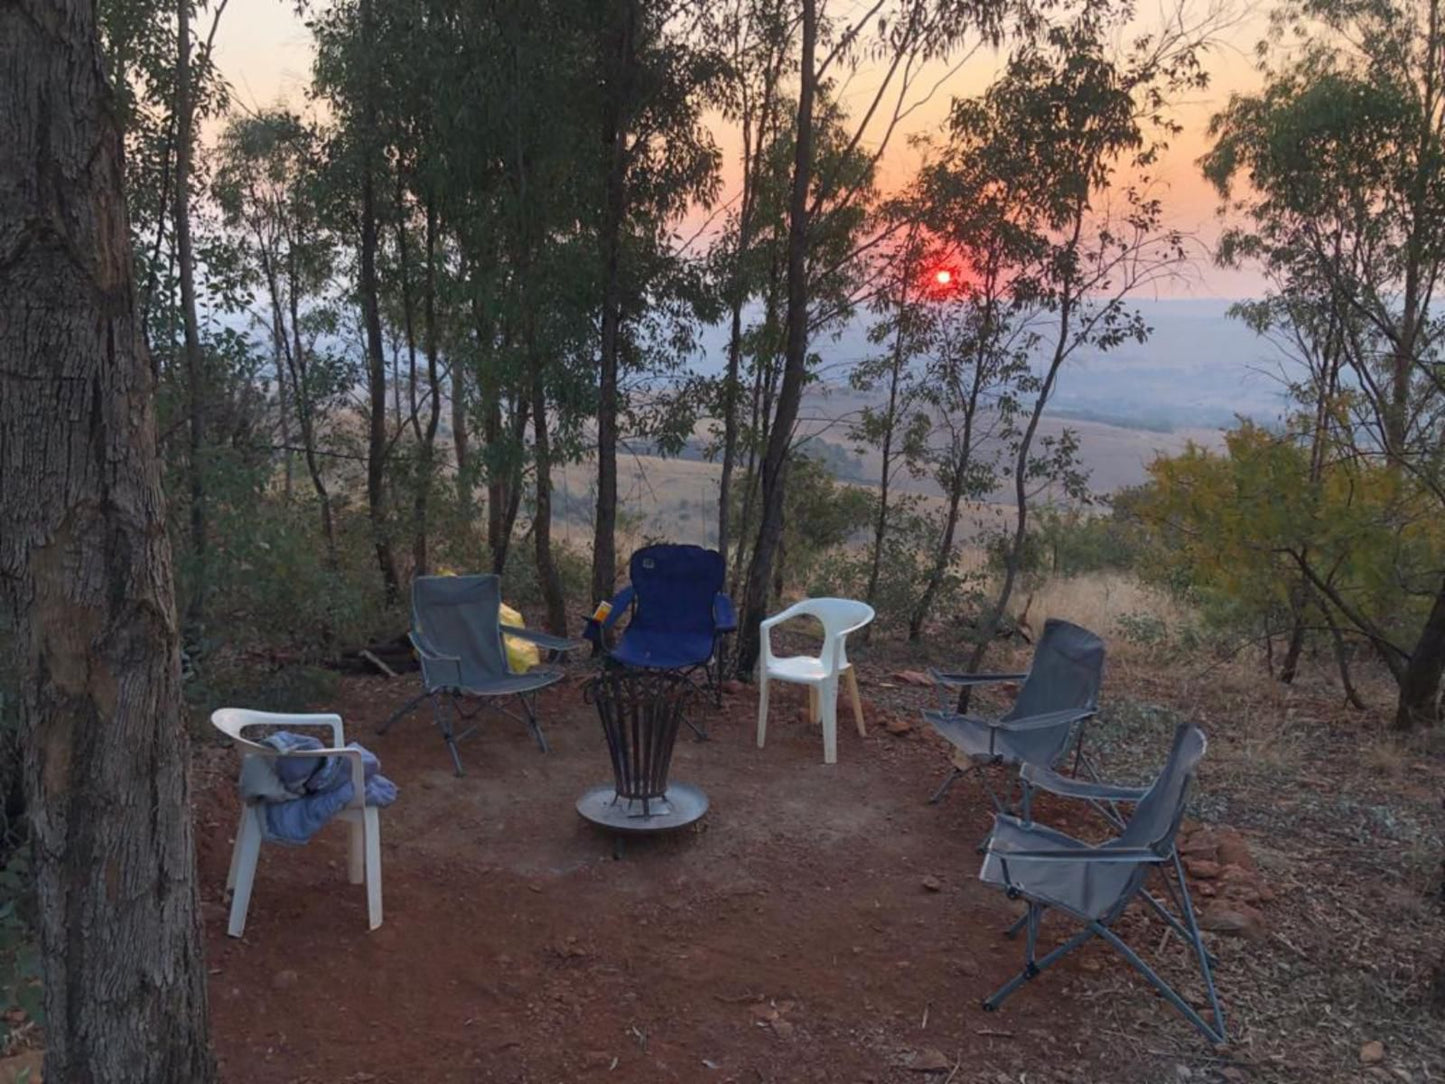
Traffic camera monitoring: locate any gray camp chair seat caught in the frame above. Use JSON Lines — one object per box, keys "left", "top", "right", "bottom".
{"left": 978, "top": 722, "right": 1227, "bottom": 1044}
{"left": 380, "top": 574, "right": 584, "bottom": 775}
{"left": 924, "top": 619, "right": 1105, "bottom": 815}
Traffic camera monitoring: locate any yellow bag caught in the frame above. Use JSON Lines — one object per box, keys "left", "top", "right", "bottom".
{"left": 499, "top": 602, "right": 541, "bottom": 673}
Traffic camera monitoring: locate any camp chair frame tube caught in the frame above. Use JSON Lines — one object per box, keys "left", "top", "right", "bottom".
{"left": 977, "top": 724, "right": 1227, "bottom": 1045}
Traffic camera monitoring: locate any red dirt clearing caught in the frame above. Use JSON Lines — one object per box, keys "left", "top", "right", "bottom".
{"left": 194, "top": 672, "right": 1214, "bottom": 1083}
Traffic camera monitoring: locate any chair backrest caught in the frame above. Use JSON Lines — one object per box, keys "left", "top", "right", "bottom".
{"left": 1116, "top": 722, "right": 1207, "bottom": 855}
{"left": 210, "top": 707, "right": 345, "bottom": 753}
{"left": 412, "top": 574, "right": 508, "bottom": 684}
{"left": 627, "top": 544, "right": 725, "bottom": 638}
{"left": 1004, "top": 619, "right": 1105, "bottom": 723}
{"left": 783, "top": 597, "right": 875, "bottom": 671}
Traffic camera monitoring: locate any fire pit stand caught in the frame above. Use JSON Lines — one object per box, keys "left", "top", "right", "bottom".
{"left": 576, "top": 669, "right": 708, "bottom": 851}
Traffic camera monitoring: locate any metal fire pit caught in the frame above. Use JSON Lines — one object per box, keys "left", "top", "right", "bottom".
{"left": 576, "top": 669, "right": 708, "bottom": 841}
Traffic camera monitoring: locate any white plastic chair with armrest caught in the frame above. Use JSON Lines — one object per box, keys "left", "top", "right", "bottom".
{"left": 756, "top": 598, "right": 875, "bottom": 764}
{"left": 211, "top": 708, "right": 382, "bottom": 937}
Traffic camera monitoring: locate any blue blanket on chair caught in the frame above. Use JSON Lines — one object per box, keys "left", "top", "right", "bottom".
{"left": 238, "top": 731, "right": 398, "bottom": 845}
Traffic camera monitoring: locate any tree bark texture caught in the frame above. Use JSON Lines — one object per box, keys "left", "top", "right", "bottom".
{"left": 0, "top": 1, "right": 217, "bottom": 1078}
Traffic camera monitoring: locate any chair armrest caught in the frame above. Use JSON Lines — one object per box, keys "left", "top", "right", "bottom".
{"left": 601, "top": 585, "right": 635, "bottom": 630}
{"left": 501, "top": 624, "right": 586, "bottom": 654}
{"left": 714, "top": 592, "right": 737, "bottom": 632}
{"left": 410, "top": 630, "right": 463, "bottom": 689}
{"left": 999, "top": 707, "right": 1097, "bottom": 733}
{"left": 988, "top": 843, "right": 1169, "bottom": 864}
{"left": 1020, "top": 762, "right": 1148, "bottom": 803}
{"left": 929, "top": 668, "right": 1030, "bottom": 688}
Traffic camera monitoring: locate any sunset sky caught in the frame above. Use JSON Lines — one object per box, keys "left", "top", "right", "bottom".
{"left": 208, "top": 0, "right": 1272, "bottom": 299}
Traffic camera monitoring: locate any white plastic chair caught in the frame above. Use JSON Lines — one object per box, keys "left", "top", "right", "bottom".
{"left": 211, "top": 708, "right": 383, "bottom": 937}
{"left": 756, "top": 598, "right": 875, "bottom": 764}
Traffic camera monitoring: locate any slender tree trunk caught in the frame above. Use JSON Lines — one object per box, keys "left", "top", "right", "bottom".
{"left": 864, "top": 275, "right": 911, "bottom": 642}
{"left": 0, "top": 1, "right": 216, "bottom": 1075}
{"left": 735, "top": 0, "right": 816, "bottom": 677}
{"left": 592, "top": 0, "right": 637, "bottom": 607}
{"left": 911, "top": 478, "right": 967, "bottom": 643}
{"left": 272, "top": 308, "right": 293, "bottom": 500}
{"left": 530, "top": 365, "right": 568, "bottom": 634}
{"left": 359, "top": 0, "right": 399, "bottom": 603}
{"left": 174, "top": 0, "right": 208, "bottom": 632}
{"left": 281, "top": 259, "right": 337, "bottom": 563}
{"left": 959, "top": 290, "right": 1074, "bottom": 710}
{"left": 412, "top": 196, "right": 443, "bottom": 575}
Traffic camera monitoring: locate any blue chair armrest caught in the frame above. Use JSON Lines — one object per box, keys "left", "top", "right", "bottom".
{"left": 714, "top": 592, "right": 737, "bottom": 632}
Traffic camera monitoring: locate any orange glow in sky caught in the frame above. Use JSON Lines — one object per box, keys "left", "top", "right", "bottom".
{"left": 208, "top": 0, "right": 1273, "bottom": 298}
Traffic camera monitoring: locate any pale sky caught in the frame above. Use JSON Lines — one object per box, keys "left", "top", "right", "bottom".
{"left": 208, "top": 0, "right": 1271, "bottom": 299}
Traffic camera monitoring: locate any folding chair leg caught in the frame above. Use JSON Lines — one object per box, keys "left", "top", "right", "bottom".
{"left": 377, "top": 690, "right": 428, "bottom": 736}
{"left": 434, "top": 695, "right": 465, "bottom": 777}
{"left": 1093, "top": 923, "right": 1226, "bottom": 1043}
{"left": 520, "top": 692, "right": 550, "bottom": 754}
{"left": 983, "top": 908, "right": 1097, "bottom": 1011}
{"left": 928, "top": 766, "right": 966, "bottom": 805}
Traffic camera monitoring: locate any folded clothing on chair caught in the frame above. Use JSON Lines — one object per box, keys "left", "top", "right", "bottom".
{"left": 239, "top": 731, "right": 398, "bottom": 845}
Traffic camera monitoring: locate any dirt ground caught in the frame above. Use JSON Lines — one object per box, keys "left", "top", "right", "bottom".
{"left": 191, "top": 640, "right": 1445, "bottom": 1084}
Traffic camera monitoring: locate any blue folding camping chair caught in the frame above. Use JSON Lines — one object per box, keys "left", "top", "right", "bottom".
{"left": 586, "top": 544, "right": 737, "bottom": 732}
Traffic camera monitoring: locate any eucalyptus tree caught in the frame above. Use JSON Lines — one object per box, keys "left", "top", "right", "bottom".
{"left": 312, "top": 0, "right": 403, "bottom": 602}
{"left": 732, "top": 0, "right": 1013, "bottom": 676}
{"left": 708, "top": 0, "right": 796, "bottom": 574}
{"left": 1, "top": 0, "right": 216, "bottom": 1075}
{"left": 847, "top": 216, "right": 933, "bottom": 637}
{"left": 1203, "top": 0, "right": 1445, "bottom": 729}
{"left": 589, "top": 0, "right": 723, "bottom": 607}
{"left": 213, "top": 109, "right": 351, "bottom": 563}
{"left": 942, "top": 7, "right": 1207, "bottom": 693}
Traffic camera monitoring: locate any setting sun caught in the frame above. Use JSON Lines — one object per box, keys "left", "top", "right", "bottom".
{"left": 934, "top": 269, "right": 952, "bottom": 286}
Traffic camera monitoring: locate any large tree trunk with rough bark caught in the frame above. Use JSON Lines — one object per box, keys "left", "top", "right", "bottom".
{"left": 735, "top": 0, "right": 815, "bottom": 677}
{"left": 0, "top": 2, "right": 217, "bottom": 1078}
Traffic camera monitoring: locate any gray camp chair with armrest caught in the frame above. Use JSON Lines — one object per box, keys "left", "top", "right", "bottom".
{"left": 378, "top": 574, "right": 584, "bottom": 775}
{"left": 922, "top": 619, "right": 1105, "bottom": 817}
{"left": 978, "top": 722, "right": 1226, "bottom": 1044}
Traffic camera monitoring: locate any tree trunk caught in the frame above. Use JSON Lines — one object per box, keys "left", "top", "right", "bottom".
{"left": 864, "top": 275, "right": 910, "bottom": 642}
{"left": 911, "top": 477, "right": 965, "bottom": 642}
{"left": 959, "top": 291, "right": 1074, "bottom": 711}
{"left": 592, "top": 0, "right": 637, "bottom": 608}
{"left": 0, "top": 0, "right": 217, "bottom": 1076}
{"left": 272, "top": 307, "right": 293, "bottom": 500}
{"left": 1395, "top": 577, "right": 1445, "bottom": 730}
{"left": 735, "top": 0, "right": 815, "bottom": 677}
{"left": 359, "top": 0, "right": 399, "bottom": 603}
{"left": 412, "top": 196, "right": 443, "bottom": 576}
{"left": 175, "top": 0, "right": 208, "bottom": 632}
{"left": 531, "top": 365, "right": 568, "bottom": 634}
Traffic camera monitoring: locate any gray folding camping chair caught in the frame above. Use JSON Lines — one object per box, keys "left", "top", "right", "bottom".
{"left": 978, "top": 722, "right": 1227, "bottom": 1044}
{"left": 379, "top": 574, "right": 584, "bottom": 775}
{"left": 923, "top": 619, "right": 1105, "bottom": 819}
